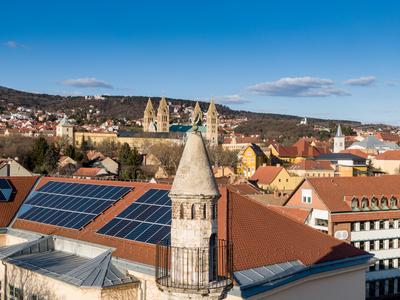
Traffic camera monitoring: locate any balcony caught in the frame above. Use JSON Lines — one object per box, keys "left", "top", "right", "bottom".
{"left": 155, "top": 240, "right": 233, "bottom": 295}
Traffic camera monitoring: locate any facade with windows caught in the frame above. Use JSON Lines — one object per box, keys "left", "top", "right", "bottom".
{"left": 286, "top": 175, "right": 400, "bottom": 299}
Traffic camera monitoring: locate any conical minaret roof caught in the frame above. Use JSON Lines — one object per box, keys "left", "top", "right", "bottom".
{"left": 145, "top": 97, "right": 154, "bottom": 112}
{"left": 170, "top": 131, "right": 219, "bottom": 198}
{"left": 336, "top": 124, "right": 344, "bottom": 137}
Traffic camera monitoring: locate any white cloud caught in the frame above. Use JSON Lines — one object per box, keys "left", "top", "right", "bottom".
{"left": 61, "top": 77, "right": 113, "bottom": 89}
{"left": 344, "top": 76, "right": 376, "bottom": 86}
{"left": 386, "top": 80, "right": 400, "bottom": 87}
{"left": 217, "top": 94, "right": 250, "bottom": 105}
{"left": 3, "top": 40, "right": 29, "bottom": 49}
{"left": 248, "top": 76, "right": 350, "bottom": 97}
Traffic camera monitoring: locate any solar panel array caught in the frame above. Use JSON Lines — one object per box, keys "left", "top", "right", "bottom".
{"left": 97, "top": 189, "right": 171, "bottom": 244}
{"left": 18, "top": 181, "right": 132, "bottom": 229}
{"left": 0, "top": 179, "right": 13, "bottom": 201}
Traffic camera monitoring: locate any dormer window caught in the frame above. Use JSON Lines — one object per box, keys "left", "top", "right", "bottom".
{"left": 361, "top": 198, "right": 369, "bottom": 210}
{"left": 371, "top": 198, "right": 379, "bottom": 210}
{"left": 381, "top": 197, "right": 389, "bottom": 210}
{"left": 351, "top": 198, "right": 359, "bottom": 211}
{"left": 390, "top": 197, "right": 398, "bottom": 209}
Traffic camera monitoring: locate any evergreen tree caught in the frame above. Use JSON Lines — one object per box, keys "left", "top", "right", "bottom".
{"left": 31, "top": 137, "right": 49, "bottom": 172}
{"left": 43, "top": 144, "right": 60, "bottom": 173}
{"left": 118, "top": 143, "right": 143, "bottom": 180}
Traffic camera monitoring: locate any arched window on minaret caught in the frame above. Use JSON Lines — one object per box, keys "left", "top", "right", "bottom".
{"left": 203, "top": 204, "right": 207, "bottom": 219}
{"left": 191, "top": 204, "right": 196, "bottom": 219}
{"left": 180, "top": 203, "right": 185, "bottom": 219}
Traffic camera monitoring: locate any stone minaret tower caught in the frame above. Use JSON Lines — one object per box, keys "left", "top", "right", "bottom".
{"left": 156, "top": 130, "right": 232, "bottom": 299}
{"left": 333, "top": 124, "right": 345, "bottom": 153}
{"left": 157, "top": 97, "right": 170, "bottom": 133}
{"left": 143, "top": 98, "right": 155, "bottom": 132}
{"left": 206, "top": 99, "right": 218, "bottom": 145}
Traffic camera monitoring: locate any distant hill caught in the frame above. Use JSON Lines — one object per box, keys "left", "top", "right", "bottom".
{"left": 0, "top": 86, "right": 361, "bottom": 143}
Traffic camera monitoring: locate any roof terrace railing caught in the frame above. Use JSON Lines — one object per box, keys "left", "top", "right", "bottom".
{"left": 155, "top": 239, "right": 233, "bottom": 293}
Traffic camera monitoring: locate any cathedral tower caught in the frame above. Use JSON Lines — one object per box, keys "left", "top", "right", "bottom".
{"left": 143, "top": 98, "right": 156, "bottom": 132}
{"left": 156, "top": 130, "right": 232, "bottom": 299}
{"left": 206, "top": 99, "right": 218, "bottom": 145}
{"left": 157, "top": 97, "right": 170, "bottom": 133}
{"left": 191, "top": 101, "right": 202, "bottom": 123}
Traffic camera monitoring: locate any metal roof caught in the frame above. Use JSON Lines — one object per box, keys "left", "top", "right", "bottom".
{"left": 0, "top": 236, "right": 137, "bottom": 288}
{"left": 233, "top": 260, "right": 306, "bottom": 289}
{"left": 315, "top": 153, "right": 367, "bottom": 162}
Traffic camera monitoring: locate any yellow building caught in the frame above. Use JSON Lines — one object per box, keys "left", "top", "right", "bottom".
{"left": 237, "top": 144, "right": 267, "bottom": 178}
{"left": 250, "top": 165, "right": 303, "bottom": 192}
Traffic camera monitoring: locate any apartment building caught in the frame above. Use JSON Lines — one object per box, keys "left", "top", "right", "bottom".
{"left": 286, "top": 175, "right": 400, "bottom": 299}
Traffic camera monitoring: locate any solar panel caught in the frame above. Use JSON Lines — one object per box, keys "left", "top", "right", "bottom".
{"left": 18, "top": 181, "right": 132, "bottom": 229}
{"left": 0, "top": 179, "right": 13, "bottom": 201}
{"left": 97, "top": 189, "right": 171, "bottom": 244}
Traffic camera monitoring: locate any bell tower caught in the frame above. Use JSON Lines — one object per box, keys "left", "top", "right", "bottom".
{"left": 334, "top": 124, "right": 345, "bottom": 153}
{"left": 156, "top": 130, "right": 232, "bottom": 299}
{"left": 157, "top": 97, "right": 170, "bottom": 133}
{"left": 143, "top": 98, "right": 155, "bottom": 132}
{"left": 206, "top": 99, "right": 218, "bottom": 145}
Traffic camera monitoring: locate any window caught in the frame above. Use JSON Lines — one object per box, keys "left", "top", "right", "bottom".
{"left": 191, "top": 204, "right": 196, "bottom": 219}
{"left": 381, "top": 197, "right": 389, "bottom": 209}
{"left": 389, "top": 239, "right": 394, "bottom": 249}
{"left": 315, "top": 218, "right": 328, "bottom": 227}
{"left": 389, "top": 219, "right": 395, "bottom": 229}
{"left": 301, "top": 189, "right": 312, "bottom": 204}
{"left": 360, "top": 222, "right": 365, "bottom": 231}
{"left": 379, "top": 240, "right": 385, "bottom": 250}
{"left": 379, "top": 260, "right": 385, "bottom": 270}
{"left": 203, "top": 204, "right": 207, "bottom": 219}
{"left": 371, "top": 198, "right": 378, "bottom": 209}
{"left": 370, "top": 240, "right": 375, "bottom": 251}
{"left": 351, "top": 222, "right": 357, "bottom": 231}
{"left": 180, "top": 203, "right": 184, "bottom": 219}
{"left": 212, "top": 204, "right": 217, "bottom": 220}
{"left": 359, "top": 241, "right": 365, "bottom": 250}
{"left": 351, "top": 198, "right": 359, "bottom": 210}
{"left": 9, "top": 284, "right": 22, "bottom": 300}
{"left": 379, "top": 220, "right": 385, "bottom": 230}
{"left": 361, "top": 198, "right": 369, "bottom": 210}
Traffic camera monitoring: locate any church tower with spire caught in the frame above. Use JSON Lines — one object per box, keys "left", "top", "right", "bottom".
{"left": 333, "top": 124, "right": 345, "bottom": 153}
{"left": 157, "top": 97, "right": 170, "bottom": 133}
{"left": 206, "top": 99, "right": 218, "bottom": 145}
{"left": 143, "top": 98, "right": 156, "bottom": 132}
{"left": 191, "top": 101, "right": 202, "bottom": 123}
{"left": 155, "top": 129, "right": 232, "bottom": 299}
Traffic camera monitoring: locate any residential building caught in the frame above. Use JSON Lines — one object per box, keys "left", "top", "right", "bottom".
{"left": 250, "top": 165, "right": 303, "bottom": 192}
{"left": 237, "top": 144, "right": 267, "bottom": 178}
{"left": 288, "top": 159, "right": 335, "bottom": 178}
{"left": 0, "top": 159, "right": 34, "bottom": 177}
{"left": 372, "top": 150, "right": 400, "bottom": 174}
{"left": 286, "top": 175, "right": 400, "bottom": 299}
{"left": 315, "top": 153, "right": 368, "bottom": 177}
{"left": 72, "top": 167, "right": 114, "bottom": 179}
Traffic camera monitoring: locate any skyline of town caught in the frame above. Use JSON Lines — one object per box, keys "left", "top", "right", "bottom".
{"left": 1, "top": 1, "right": 400, "bottom": 124}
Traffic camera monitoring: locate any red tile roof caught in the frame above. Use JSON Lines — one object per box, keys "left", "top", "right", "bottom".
{"left": 250, "top": 166, "right": 283, "bottom": 185}
{"left": 300, "top": 175, "right": 400, "bottom": 212}
{"left": 73, "top": 167, "right": 104, "bottom": 177}
{"left": 0, "top": 176, "right": 38, "bottom": 227}
{"left": 12, "top": 177, "right": 367, "bottom": 273}
{"left": 375, "top": 150, "right": 400, "bottom": 160}
{"left": 289, "top": 160, "right": 334, "bottom": 171}
{"left": 227, "top": 190, "right": 366, "bottom": 270}
{"left": 266, "top": 205, "right": 311, "bottom": 224}
{"left": 376, "top": 132, "right": 400, "bottom": 143}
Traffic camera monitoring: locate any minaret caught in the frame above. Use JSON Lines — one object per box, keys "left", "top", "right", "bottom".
{"left": 206, "top": 99, "right": 218, "bottom": 145}
{"left": 191, "top": 101, "right": 201, "bottom": 123}
{"left": 333, "top": 124, "right": 345, "bottom": 153}
{"left": 143, "top": 98, "right": 155, "bottom": 132}
{"left": 156, "top": 130, "right": 232, "bottom": 299}
{"left": 157, "top": 97, "right": 170, "bottom": 133}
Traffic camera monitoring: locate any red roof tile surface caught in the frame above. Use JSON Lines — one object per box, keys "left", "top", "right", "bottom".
{"left": 300, "top": 175, "right": 400, "bottom": 212}
{"left": 375, "top": 150, "right": 400, "bottom": 160}
{"left": 250, "top": 166, "right": 283, "bottom": 185}
{"left": 0, "top": 176, "right": 38, "bottom": 227}
{"left": 266, "top": 205, "right": 311, "bottom": 223}
{"left": 289, "top": 160, "right": 334, "bottom": 171}
{"left": 227, "top": 190, "right": 366, "bottom": 270}
{"left": 73, "top": 167, "right": 104, "bottom": 177}
{"left": 12, "top": 177, "right": 367, "bottom": 272}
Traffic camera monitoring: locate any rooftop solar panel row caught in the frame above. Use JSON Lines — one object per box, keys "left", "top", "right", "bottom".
{"left": 18, "top": 181, "right": 132, "bottom": 230}
{"left": 97, "top": 189, "right": 171, "bottom": 244}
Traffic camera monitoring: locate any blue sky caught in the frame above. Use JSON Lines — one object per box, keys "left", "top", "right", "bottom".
{"left": 1, "top": 1, "right": 400, "bottom": 124}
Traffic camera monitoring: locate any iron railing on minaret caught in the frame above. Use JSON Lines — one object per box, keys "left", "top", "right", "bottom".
{"left": 155, "top": 239, "right": 233, "bottom": 291}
